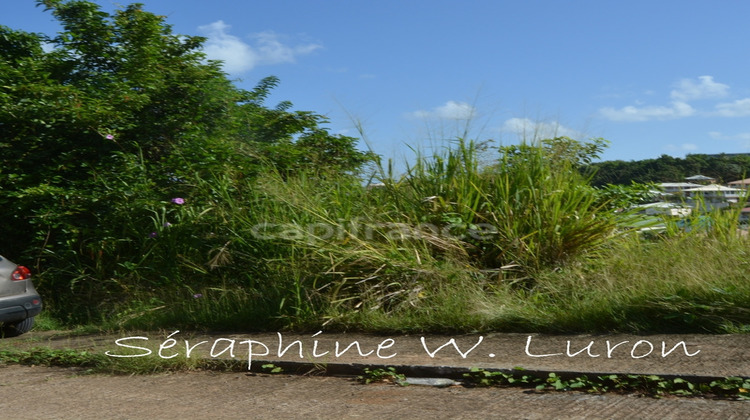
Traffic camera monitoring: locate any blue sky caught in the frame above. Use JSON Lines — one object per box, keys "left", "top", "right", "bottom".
{"left": 4, "top": 0, "right": 750, "bottom": 163}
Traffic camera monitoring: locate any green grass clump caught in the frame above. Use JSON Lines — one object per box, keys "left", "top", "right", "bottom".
{"left": 0, "top": 347, "right": 223, "bottom": 375}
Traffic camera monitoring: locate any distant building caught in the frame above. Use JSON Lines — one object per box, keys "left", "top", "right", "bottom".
{"left": 682, "top": 184, "right": 742, "bottom": 210}
{"left": 658, "top": 182, "right": 701, "bottom": 194}
{"left": 728, "top": 178, "right": 750, "bottom": 190}
{"left": 635, "top": 202, "right": 692, "bottom": 217}
{"left": 684, "top": 174, "right": 715, "bottom": 184}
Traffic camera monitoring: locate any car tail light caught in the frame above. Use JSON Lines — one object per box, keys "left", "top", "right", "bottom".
{"left": 11, "top": 266, "right": 31, "bottom": 281}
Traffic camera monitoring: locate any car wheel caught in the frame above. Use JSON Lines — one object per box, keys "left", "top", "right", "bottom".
{"left": 1, "top": 317, "right": 35, "bottom": 337}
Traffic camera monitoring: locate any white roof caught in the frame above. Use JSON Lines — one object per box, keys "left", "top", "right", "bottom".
{"left": 683, "top": 185, "right": 742, "bottom": 192}
{"left": 658, "top": 182, "right": 701, "bottom": 188}
{"left": 636, "top": 202, "right": 689, "bottom": 209}
{"left": 685, "top": 174, "right": 715, "bottom": 181}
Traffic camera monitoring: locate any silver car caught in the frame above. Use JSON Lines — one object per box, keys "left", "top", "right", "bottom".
{"left": 0, "top": 256, "right": 42, "bottom": 337}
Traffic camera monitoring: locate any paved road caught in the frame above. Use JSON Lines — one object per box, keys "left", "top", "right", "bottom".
{"left": 2, "top": 331, "right": 750, "bottom": 419}
{"left": 2, "top": 364, "right": 750, "bottom": 419}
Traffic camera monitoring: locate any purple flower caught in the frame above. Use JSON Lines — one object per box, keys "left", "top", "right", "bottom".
{"left": 105, "top": 134, "right": 114, "bottom": 140}
{"left": 163, "top": 222, "right": 172, "bottom": 228}
{"left": 193, "top": 293, "right": 203, "bottom": 299}
{"left": 171, "top": 197, "right": 185, "bottom": 205}
{"left": 149, "top": 232, "right": 158, "bottom": 238}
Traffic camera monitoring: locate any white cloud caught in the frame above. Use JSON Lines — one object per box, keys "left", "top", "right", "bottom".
{"left": 599, "top": 75, "right": 733, "bottom": 122}
{"left": 708, "top": 131, "right": 750, "bottom": 141}
{"left": 198, "top": 21, "right": 321, "bottom": 74}
{"left": 670, "top": 75, "right": 729, "bottom": 101}
{"left": 707, "top": 131, "right": 750, "bottom": 151}
{"left": 664, "top": 143, "right": 699, "bottom": 153}
{"left": 501, "top": 118, "right": 582, "bottom": 140}
{"left": 253, "top": 31, "right": 321, "bottom": 64}
{"left": 409, "top": 101, "right": 476, "bottom": 120}
{"left": 198, "top": 21, "right": 257, "bottom": 73}
{"left": 713, "top": 98, "right": 750, "bottom": 117}
{"left": 599, "top": 101, "right": 695, "bottom": 122}
{"left": 41, "top": 42, "right": 56, "bottom": 53}
{"left": 683, "top": 143, "right": 699, "bottom": 151}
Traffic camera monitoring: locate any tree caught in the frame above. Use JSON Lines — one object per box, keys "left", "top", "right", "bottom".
{"left": 237, "top": 76, "right": 376, "bottom": 175}
{"left": 0, "top": 1, "right": 244, "bottom": 259}
{"left": 3, "top": 1, "right": 243, "bottom": 176}
{"left": 0, "top": 0, "right": 376, "bottom": 323}
{"left": 0, "top": 0, "right": 373, "bottom": 265}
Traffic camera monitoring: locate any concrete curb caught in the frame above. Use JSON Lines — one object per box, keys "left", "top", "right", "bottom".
{"left": 211, "top": 358, "right": 737, "bottom": 385}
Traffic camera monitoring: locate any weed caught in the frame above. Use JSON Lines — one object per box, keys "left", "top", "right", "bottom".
{"left": 261, "top": 363, "right": 283, "bottom": 374}
{"left": 0, "top": 348, "right": 105, "bottom": 369}
{"left": 358, "top": 367, "right": 407, "bottom": 385}
{"left": 0, "top": 347, "right": 210, "bottom": 375}
{"left": 462, "top": 368, "right": 750, "bottom": 400}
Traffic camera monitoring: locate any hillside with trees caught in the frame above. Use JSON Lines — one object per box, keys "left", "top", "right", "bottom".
{"left": 585, "top": 153, "right": 750, "bottom": 186}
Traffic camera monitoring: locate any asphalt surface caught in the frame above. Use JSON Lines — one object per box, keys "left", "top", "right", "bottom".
{"left": 3, "top": 331, "right": 750, "bottom": 419}
{"left": 3, "top": 363, "right": 749, "bottom": 420}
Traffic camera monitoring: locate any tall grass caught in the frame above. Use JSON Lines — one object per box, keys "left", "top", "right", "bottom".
{"left": 326, "top": 230, "right": 750, "bottom": 334}
{"left": 35, "top": 137, "right": 750, "bottom": 334}
{"left": 360, "top": 139, "right": 619, "bottom": 271}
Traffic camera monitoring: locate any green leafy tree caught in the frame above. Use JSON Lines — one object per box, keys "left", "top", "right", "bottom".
{"left": 1, "top": 1, "right": 243, "bottom": 259}
{"left": 0, "top": 0, "right": 373, "bottom": 322}
{"left": 595, "top": 182, "right": 658, "bottom": 211}
{"left": 237, "top": 76, "right": 376, "bottom": 176}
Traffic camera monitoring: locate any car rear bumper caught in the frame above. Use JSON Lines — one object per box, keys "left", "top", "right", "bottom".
{"left": 0, "top": 293, "right": 43, "bottom": 323}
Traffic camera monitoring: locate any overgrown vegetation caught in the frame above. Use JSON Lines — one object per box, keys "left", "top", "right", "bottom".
{"left": 463, "top": 368, "right": 750, "bottom": 400}
{"left": 2, "top": 1, "right": 750, "bottom": 335}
